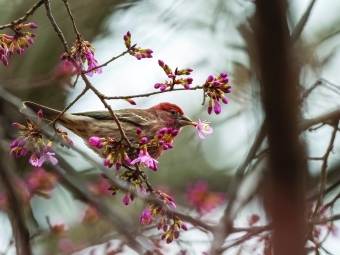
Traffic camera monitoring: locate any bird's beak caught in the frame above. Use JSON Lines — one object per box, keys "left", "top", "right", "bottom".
{"left": 178, "top": 114, "right": 193, "bottom": 126}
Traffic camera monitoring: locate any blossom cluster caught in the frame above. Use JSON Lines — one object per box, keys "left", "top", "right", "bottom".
{"left": 0, "top": 22, "right": 37, "bottom": 66}
{"left": 204, "top": 72, "right": 232, "bottom": 115}
{"left": 123, "top": 31, "right": 153, "bottom": 60}
{"left": 306, "top": 203, "right": 339, "bottom": 244}
{"left": 0, "top": 167, "right": 58, "bottom": 211}
{"left": 139, "top": 203, "right": 188, "bottom": 243}
{"left": 9, "top": 110, "right": 72, "bottom": 167}
{"left": 60, "top": 39, "right": 102, "bottom": 77}
{"left": 187, "top": 181, "right": 226, "bottom": 216}
{"left": 154, "top": 60, "right": 193, "bottom": 91}
{"left": 89, "top": 137, "right": 132, "bottom": 170}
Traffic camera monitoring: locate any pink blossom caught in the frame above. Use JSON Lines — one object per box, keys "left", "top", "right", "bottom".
{"left": 29, "top": 153, "right": 39, "bottom": 167}
{"left": 195, "top": 119, "right": 213, "bottom": 139}
{"left": 187, "top": 181, "right": 226, "bottom": 215}
{"left": 37, "top": 152, "right": 58, "bottom": 166}
{"left": 139, "top": 207, "right": 154, "bottom": 225}
{"left": 131, "top": 151, "right": 158, "bottom": 171}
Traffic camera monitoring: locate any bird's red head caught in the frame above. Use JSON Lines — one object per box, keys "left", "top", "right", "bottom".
{"left": 150, "top": 102, "right": 192, "bottom": 128}
{"left": 153, "top": 102, "right": 184, "bottom": 115}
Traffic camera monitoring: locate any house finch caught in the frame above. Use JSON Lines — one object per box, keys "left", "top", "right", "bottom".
{"left": 21, "top": 101, "right": 193, "bottom": 161}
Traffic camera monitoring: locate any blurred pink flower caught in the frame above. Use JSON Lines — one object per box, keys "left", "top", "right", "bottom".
{"left": 26, "top": 167, "right": 58, "bottom": 192}
{"left": 187, "top": 181, "right": 226, "bottom": 215}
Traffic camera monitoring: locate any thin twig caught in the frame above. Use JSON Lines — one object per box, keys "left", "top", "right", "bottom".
{"left": 44, "top": 0, "right": 70, "bottom": 54}
{"left": 84, "top": 44, "right": 137, "bottom": 74}
{"left": 51, "top": 86, "right": 89, "bottom": 128}
{"left": 290, "top": 0, "right": 317, "bottom": 43}
{"left": 104, "top": 85, "right": 204, "bottom": 100}
{"left": 314, "top": 121, "right": 338, "bottom": 211}
{"left": 80, "top": 73, "right": 134, "bottom": 148}
{"left": 61, "top": 0, "right": 82, "bottom": 40}
{"left": 0, "top": 0, "right": 47, "bottom": 30}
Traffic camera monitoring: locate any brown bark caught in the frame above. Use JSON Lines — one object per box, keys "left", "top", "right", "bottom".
{"left": 254, "top": 1, "right": 306, "bottom": 254}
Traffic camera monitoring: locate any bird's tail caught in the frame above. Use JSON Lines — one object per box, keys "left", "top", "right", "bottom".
{"left": 21, "top": 101, "right": 61, "bottom": 121}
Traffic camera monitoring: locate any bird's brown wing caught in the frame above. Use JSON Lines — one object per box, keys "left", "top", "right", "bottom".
{"left": 72, "top": 109, "right": 151, "bottom": 127}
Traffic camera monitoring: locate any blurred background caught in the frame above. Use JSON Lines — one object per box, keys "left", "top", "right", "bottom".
{"left": 1, "top": 0, "right": 340, "bottom": 254}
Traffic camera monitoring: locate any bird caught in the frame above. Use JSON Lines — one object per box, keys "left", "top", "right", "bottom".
{"left": 21, "top": 101, "right": 193, "bottom": 161}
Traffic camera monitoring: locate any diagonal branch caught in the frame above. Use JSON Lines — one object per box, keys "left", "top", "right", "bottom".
{"left": 0, "top": 0, "right": 47, "bottom": 30}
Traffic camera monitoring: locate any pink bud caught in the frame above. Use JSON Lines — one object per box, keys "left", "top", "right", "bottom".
{"left": 220, "top": 78, "right": 229, "bottom": 83}
{"left": 184, "top": 84, "right": 190, "bottom": 89}
{"left": 125, "top": 98, "right": 136, "bottom": 105}
{"left": 206, "top": 75, "right": 214, "bottom": 83}
{"left": 154, "top": 83, "right": 161, "bottom": 89}
{"left": 186, "top": 77, "right": 193, "bottom": 84}
{"left": 20, "top": 147, "right": 27, "bottom": 156}
{"left": 11, "top": 122, "right": 26, "bottom": 129}
{"left": 220, "top": 72, "right": 228, "bottom": 78}
{"left": 37, "top": 109, "right": 43, "bottom": 120}
{"left": 158, "top": 59, "right": 164, "bottom": 67}
{"left": 123, "top": 194, "right": 130, "bottom": 205}
{"left": 160, "top": 85, "right": 167, "bottom": 91}
{"left": 181, "top": 223, "right": 188, "bottom": 231}
{"left": 10, "top": 140, "right": 18, "bottom": 148}
{"left": 222, "top": 96, "right": 228, "bottom": 104}
{"left": 214, "top": 103, "right": 221, "bottom": 115}
{"left": 140, "top": 137, "right": 148, "bottom": 143}
{"left": 136, "top": 128, "right": 142, "bottom": 135}
{"left": 89, "top": 137, "right": 101, "bottom": 146}
{"left": 126, "top": 31, "right": 131, "bottom": 37}
{"left": 27, "top": 22, "right": 38, "bottom": 29}
{"left": 172, "top": 130, "right": 179, "bottom": 136}
{"left": 60, "top": 53, "right": 67, "bottom": 61}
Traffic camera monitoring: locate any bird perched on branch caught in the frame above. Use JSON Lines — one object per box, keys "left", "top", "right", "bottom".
{"left": 21, "top": 101, "right": 193, "bottom": 160}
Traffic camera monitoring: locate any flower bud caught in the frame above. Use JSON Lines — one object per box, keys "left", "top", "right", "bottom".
{"left": 206, "top": 75, "right": 214, "bottom": 83}
{"left": 136, "top": 128, "right": 142, "bottom": 135}
{"left": 214, "top": 101, "right": 221, "bottom": 115}
{"left": 154, "top": 83, "right": 161, "bottom": 89}
{"left": 124, "top": 152, "right": 131, "bottom": 165}
{"left": 221, "top": 96, "right": 229, "bottom": 104}
{"left": 125, "top": 98, "right": 136, "bottom": 105}
{"left": 11, "top": 122, "right": 27, "bottom": 129}
{"left": 181, "top": 223, "right": 188, "bottom": 231}
{"left": 159, "top": 128, "right": 168, "bottom": 134}
{"left": 158, "top": 59, "right": 164, "bottom": 67}
{"left": 18, "top": 137, "right": 28, "bottom": 147}
{"left": 37, "top": 109, "right": 43, "bottom": 121}
{"left": 220, "top": 72, "right": 228, "bottom": 78}
{"left": 26, "top": 22, "right": 38, "bottom": 29}
{"left": 140, "top": 137, "right": 148, "bottom": 144}
{"left": 123, "top": 193, "right": 130, "bottom": 205}
{"left": 186, "top": 77, "right": 193, "bottom": 84}
{"left": 10, "top": 140, "right": 18, "bottom": 148}
{"left": 20, "top": 147, "right": 28, "bottom": 156}
{"left": 171, "top": 130, "right": 179, "bottom": 136}
{"left": 89, "top": 137, "right": 101, "bottom": 146}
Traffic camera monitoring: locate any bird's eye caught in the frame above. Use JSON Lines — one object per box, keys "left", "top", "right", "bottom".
{"left": 170, "top": 109, "right": 177, "bottom": 115}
